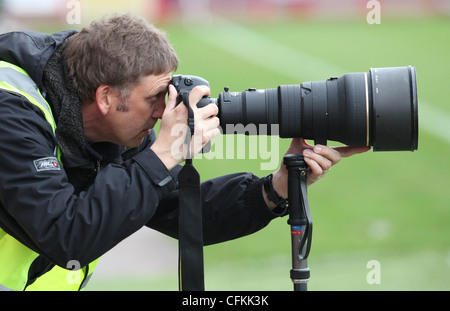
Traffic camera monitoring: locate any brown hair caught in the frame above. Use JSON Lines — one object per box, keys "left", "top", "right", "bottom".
{"left": 64, "top": 13, "right": 178, "bottom": 104}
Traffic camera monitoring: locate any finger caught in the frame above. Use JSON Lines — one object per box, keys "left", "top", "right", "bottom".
{"left": 203, "top": 127, "right": 220, "bottom": 143}
{"left": 303, "top": 156, "right": 324, "bottom": 178}
{"left": 312, "top": 145, "right": 342, "bottom": 165}
{"left": 197, "top": 102, "right": 219, "bottom": 120}
{"left": 192, "top": 115, "right": 220, "bottom": 141}
{"left": 200, "top": 116, "right": 220, "bottom": 133}
{"left": 283, "top": 138, "right": 311, "bottom": 156}
{"left": 333, "top": 146, "right": 371, "bottom": 158}
{"left": 304, "top": 150, "right": 332, "bottom": 173}
{"left": 188, "top": 85, "right": 211, "bottom": 109}
{"left": 291, "top": 138, "right": 311, "bottom": 152}
{"left": 191, "top": 121, "right": 220, "bottom": 154}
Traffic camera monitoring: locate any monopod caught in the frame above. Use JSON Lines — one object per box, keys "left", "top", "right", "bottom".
{"left": 284, "top": 154, "right": 312, "bottom": 291}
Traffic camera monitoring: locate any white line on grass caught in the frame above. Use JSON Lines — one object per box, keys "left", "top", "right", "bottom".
{"left": 185, "top": 17, "right": 450, "bottom": 145}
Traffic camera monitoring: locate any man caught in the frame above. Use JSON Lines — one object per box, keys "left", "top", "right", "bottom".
{"left": 0, "top": 13, "right": 368, "bottom": 291}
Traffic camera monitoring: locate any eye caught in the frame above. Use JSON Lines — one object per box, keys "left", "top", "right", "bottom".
{"left": 147, "top": 91, "right": 167, "bottom": 106}
{"left": 147, "top": 96, "right": 158, "bottom": 105}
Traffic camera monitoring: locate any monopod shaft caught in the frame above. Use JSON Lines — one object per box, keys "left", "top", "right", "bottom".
{"left": 284, "top": 154, "right": 312, "bottom": 291}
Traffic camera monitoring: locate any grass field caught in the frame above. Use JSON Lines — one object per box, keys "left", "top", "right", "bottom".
{"left": 84, "top": 16, "right": 450, "bottom": 291}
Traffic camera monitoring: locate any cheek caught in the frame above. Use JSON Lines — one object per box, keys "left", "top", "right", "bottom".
{"left": 135, "top": 106, "right": 153, "bottom": 121}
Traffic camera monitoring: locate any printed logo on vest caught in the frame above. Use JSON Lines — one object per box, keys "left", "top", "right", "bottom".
{"left": 33, "top": 157, "right": 61, "bottom": 172}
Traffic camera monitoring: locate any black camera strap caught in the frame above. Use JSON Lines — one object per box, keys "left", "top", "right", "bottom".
{"left": 177, "top": 91, "right": 205, "bottom": 291}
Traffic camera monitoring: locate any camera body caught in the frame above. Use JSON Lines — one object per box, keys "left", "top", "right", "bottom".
{"left": 171, "top": 75, "right": 215, "bottom": 108}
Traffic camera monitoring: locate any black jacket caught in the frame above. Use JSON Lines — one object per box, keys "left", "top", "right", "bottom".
{"left": 0, "top": 30, "right": 283, "bottom": 271}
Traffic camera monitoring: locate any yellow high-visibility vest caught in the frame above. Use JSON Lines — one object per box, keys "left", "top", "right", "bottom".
{"left": 0, "top": 61, "right": 99, "bottom": 291}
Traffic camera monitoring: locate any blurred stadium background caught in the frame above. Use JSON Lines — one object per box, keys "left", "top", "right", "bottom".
{"left": 1, "top": 0, "right": 449, "bottom": 291}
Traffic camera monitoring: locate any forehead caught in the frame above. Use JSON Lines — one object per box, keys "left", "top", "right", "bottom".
{"left": 134, "top": 72, "right": 172, "bottom": 94}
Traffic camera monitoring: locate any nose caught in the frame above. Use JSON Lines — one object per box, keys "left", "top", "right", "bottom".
{"left": 152, "top": 98, "right": 166, "bottom": 119}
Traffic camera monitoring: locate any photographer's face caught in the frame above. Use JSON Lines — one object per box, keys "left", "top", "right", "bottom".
{"left": 108, "top": 73, "right": 171, "bottom": 147}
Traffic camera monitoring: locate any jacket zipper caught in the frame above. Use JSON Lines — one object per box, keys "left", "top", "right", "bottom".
{"left": 96, "top": 160, "right": 101, "bottom": 174}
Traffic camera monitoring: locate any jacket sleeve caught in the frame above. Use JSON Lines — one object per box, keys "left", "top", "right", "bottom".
{"left": 0, "top": 91, "right": 178, "bottom": 268}
{"left": 147, "top": 171, "right": 284, "bottom": 246}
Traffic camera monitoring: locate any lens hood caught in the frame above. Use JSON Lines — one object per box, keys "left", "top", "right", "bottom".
{"left": 370, "top": 66, "right": 418, "bottom": 151}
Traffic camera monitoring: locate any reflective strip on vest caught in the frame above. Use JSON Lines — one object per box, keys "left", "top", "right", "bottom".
{"left": 0, "top": 61, "right": 56, "bottom": 133}
{"left": 0, "top": 61, "right": 99, "bottom": 291}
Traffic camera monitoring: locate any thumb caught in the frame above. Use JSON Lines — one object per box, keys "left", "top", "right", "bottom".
{"left": 285, "top": 138, "right": 312, "bottom": 155}
{"left": 166, "top": 84, "right": 178, "bottom": 111}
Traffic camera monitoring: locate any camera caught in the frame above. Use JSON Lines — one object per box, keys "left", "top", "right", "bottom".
{"left": 171, "top": 66, "right": 418, "bottom": 151}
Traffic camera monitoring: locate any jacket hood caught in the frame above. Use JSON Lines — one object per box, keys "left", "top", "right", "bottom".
{"left": 0, "top": 30, "right": 77, "bottom": 92}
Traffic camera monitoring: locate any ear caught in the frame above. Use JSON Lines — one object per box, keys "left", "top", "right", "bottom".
{"left": 95, "top": 85, "right": 116, "bottom": 115}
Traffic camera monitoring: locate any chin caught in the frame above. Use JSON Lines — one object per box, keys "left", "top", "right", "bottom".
{"left": 123, "top": 140, "right": 143, "bottom": 148}
{"left": 128, "top": 136, "right": 148, "bottom": 148}
{"left": 119, "top": 129, "right": 151, "bottom": 148}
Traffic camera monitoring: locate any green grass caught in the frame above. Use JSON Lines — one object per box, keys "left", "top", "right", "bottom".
{"left": 87, "top": 249, "right": 450, "bottom": 291}
{"left": 82, "top": 17, "right": 450, "bottom": 291}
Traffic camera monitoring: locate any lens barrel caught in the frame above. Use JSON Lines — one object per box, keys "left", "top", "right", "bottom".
{"left": 217, "top": 66, "right": 418, "bottom": 152}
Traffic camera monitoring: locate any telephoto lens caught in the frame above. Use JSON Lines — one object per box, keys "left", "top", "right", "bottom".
{"left": 171, "top": 66, "right": 418, "bottom": 152}
{"left": 217, "top": 66, "right": 418, "bottom": 151}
